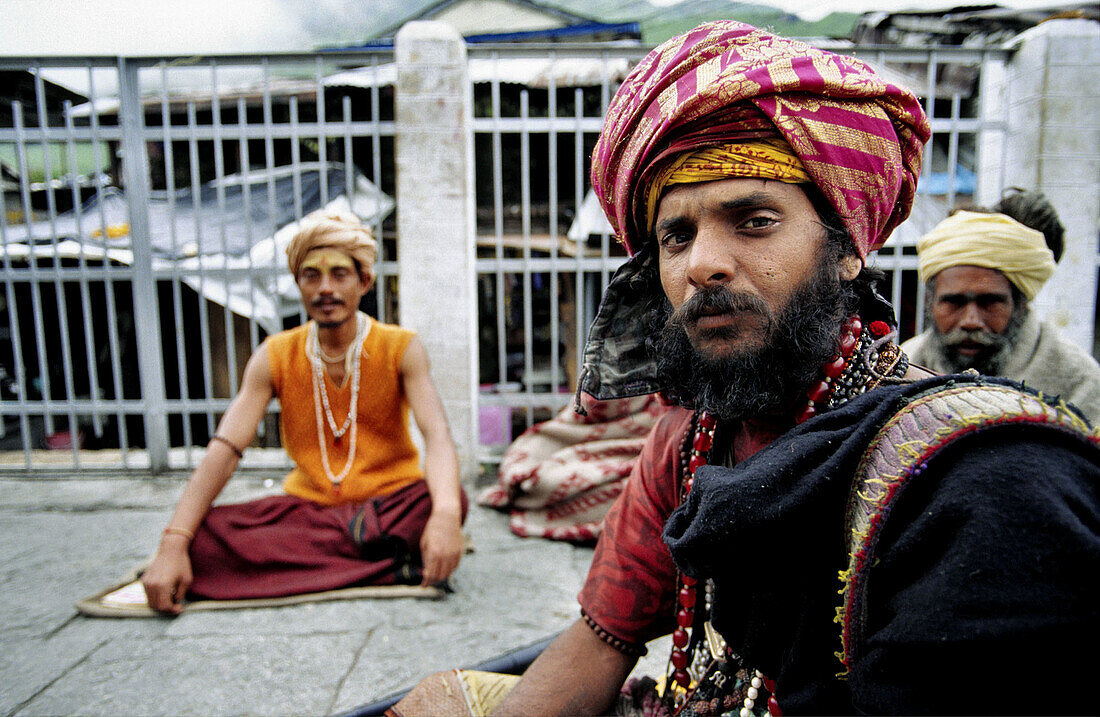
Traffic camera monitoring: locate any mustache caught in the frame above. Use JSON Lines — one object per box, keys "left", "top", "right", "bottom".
{"left": 939, "top": 327, "right": 1004, "bottom": 349}
{"left": 669, "top": 286, "right": 773, "bottom": 329}
{"left": 311, "top": 297, "right": 345, "bottom": 308}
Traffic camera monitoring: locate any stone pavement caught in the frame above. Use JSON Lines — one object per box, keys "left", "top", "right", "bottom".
{"left": 0, "top": 473, "right": 669, "bottom": 716}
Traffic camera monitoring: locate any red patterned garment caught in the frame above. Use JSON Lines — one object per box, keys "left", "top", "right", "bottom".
{"left": 479, "top": 395, "right": 670, "bottom": 542}
{"left": 578, "top": 409, "right": 785, "bottom": 649}
{"left": 187, "top": 479, "right": 465, "bottom": 599}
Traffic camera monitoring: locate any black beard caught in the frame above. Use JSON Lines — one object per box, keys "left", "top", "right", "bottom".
{"left": 649, "top": 261, "right": 855, "bottom": 420}
{"left": 929, "top": 310, "right": 1025, "bottom": 374}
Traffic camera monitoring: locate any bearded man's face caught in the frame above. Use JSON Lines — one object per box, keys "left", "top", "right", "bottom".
{"left": 927, "top": 265, "right": 1025, "bottom": 374}
{"left": 650, "top": 177, "right": 860, "bottom": 419}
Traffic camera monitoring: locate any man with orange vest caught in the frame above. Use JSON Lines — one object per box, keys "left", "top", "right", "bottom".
{"left": 141, "top": 212, "right": 465, "bottom": 613}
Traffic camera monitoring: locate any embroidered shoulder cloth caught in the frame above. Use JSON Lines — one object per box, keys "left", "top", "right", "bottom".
{"left": 837, "top": 381, "right": 1099, "bottom": 675}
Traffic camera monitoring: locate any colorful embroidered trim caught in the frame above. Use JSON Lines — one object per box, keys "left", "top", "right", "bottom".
{"left": 835, "top": 383, "right": 1098, "bottom": 677}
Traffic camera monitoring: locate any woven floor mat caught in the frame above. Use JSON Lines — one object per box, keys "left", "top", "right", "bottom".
{"left": 75, "top": 563, "right": 447, "bottom": 618}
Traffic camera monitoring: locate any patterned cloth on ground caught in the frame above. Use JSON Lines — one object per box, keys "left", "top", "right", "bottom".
{"left": 478, "top": 395, "right": 670, "bottom": 542}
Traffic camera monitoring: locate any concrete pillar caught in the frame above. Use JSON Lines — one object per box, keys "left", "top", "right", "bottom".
{"left": 1000, "top": 19, "right": 1100, "bottom": 355}
{"left": 974, "top": 52, "right": 1007, "bottom": 208}
{"left": 394, "top": 22, "right": 479, "bottom": 480}
{"left": 118, "top": 58, "right": 170, "bottom": 471}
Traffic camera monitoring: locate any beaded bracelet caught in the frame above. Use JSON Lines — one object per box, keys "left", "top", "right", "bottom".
{"left": 209, "top": 434, "right": 243, "bottom": 459}
{"left": 582, "top": 610, "right": 647, "bottom": 657}
{"left": 162, "top": 526, "right": 195, "bottom": 541}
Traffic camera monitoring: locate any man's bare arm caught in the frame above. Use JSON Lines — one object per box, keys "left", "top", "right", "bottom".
{"left": 400, "top": 336, "right": 464, "bottom": 586}
{"left": 492, "top": 618, "right": 638, "bottom": 716}
{"left": 141, "top": 342, "right": 275, "bottom": 613}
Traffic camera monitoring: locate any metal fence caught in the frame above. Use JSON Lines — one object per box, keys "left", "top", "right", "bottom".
{"left": 0, "top": 42, "right": 1015, "bottom": 473}
{"left": 1, "top": 52, "right": 397, "bottom": 472}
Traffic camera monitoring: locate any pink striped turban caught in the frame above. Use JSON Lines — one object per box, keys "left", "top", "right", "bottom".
{"left": 591, "top": 21, "right": 930, "bottom": 258}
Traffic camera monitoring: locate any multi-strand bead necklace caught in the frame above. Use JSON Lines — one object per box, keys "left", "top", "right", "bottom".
{"left": 307, "top": 312, "right": 369, "bottom": 489}
{"left": 668, "top": 315, "right": 900, "bottom": 716}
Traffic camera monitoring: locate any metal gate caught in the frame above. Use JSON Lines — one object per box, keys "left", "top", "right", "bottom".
{"left": 0, "top": 43, "right": 1016, "bottom": 473}
{"left": 1, "top": 53, "right": 395, "bottom": 472}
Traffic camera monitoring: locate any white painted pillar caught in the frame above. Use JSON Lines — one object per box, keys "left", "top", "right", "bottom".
{"left": 394, "top": 22, "right": 479, "bottom": 480}
{"left": 974, "top": 52, "right": 1007, "bottom": 208}
{"left": 1000, "top": 19, "right": 1100, "bottom": 355}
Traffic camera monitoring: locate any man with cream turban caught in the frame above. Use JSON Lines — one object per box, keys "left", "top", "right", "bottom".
{"left": 392, "top": 21, "right": 1098, "bottom": 717}
{"left": 142, "top": 211, "right": 466, "bottom": 613}
{"left": 901, "top": 209, "right": 1100, "bottom": 421}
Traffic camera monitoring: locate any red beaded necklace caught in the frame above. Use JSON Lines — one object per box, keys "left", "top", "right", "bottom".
{"left": 669, "top": 314, "right": 880, "bottom": 716}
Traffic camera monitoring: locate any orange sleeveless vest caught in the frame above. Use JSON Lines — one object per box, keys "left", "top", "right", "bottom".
{"left": 268, "top": 317, "right": 423, "bottom": 505}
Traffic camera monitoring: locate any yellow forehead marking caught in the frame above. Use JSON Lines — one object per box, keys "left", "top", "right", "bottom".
{"left": 301, "top": 248, "right": 355, "bottom": 273}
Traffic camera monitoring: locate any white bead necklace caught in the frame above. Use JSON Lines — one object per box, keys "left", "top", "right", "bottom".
{"left": 741, "top": 670, "right": 766, "bottom": 717}
{"left": 307, "top": 312, "right": 369, "bottom": 485}
{"left": 316, "top": 345, "right": 349, "bottom": 364}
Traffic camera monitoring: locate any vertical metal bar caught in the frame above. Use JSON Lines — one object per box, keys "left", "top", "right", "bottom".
{"left": 890, "top": 264, "right": 903, "bottom": 330}
{"left": 914, "top": 277, "right": 928, "bottom": 338}
{"left": 369, "top": 57, "right": 385, "bottom": 320}
{"left": 290, "top": 97, "right": 304, "bottom": 220}
{"left": 491, "top": 60, "right": 506, "bottom": 387}
{"left": 88, "top": 64, "right": 131, "bottom": 462}
{"left": 0, "top": 162, "right": 10, "bottom": 447}
{"left": 342, "top": 93, "right": 354, "bottom": 224}
{"left": 236, "top": 96, "right": 261, "bottom": 442}
{"left": 520, "top": 89, "right": 533, "bottom": 426}
{"left": 991, "top": 52, "right": 1009, "bottom": 201}
{"left": 599, "top": 54, "right": 611, "bottom": 290}
{"left": 945, "top": 93, "right": 961, "bottom": 210}
{"left": 237, "top": 97, "right": 257, "bottom": 345}
{"left": 340, "top": 89, "right": 368, "bottom": 322}
{"left": 547, "top": 54, "right": 560, "bottom": 395}
{"left": 261, "top": 59, "right": 280, "bottom": 335}
{"left": 290, "top": 96, "right": 306, "bottom": 326}
{"left": 118, "top": 57, "right": 170, "bottom": 471}
{"left": 0, "top": 110, "right": 33, "bottom": 465}
{"left": 12, "top": 102, "right": 56, "bottom": 438}
{"left": 923, "top": 53, "right": 938, "bottom": 183}
{"left": 64, "top": 100, "right": 105, "bottom": 442}
{"left": 186, "top": 100, "right": 215, "bottom": 437}
{"left": 33, "top": 69, "right": 81, "bottom": 464}
{"left": 315, "top": 57, "right": 329, "bottom": 204}
{"left": 209, "top": 61, "right": 239, "bottom": 400}
{"left": 160, "top": 62, "right": 192, "bottom": 458}
{"left": 574, "top": 87, "right": 585, "bottom": 385}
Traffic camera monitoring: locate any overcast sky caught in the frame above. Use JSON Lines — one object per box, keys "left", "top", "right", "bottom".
{"left": 651, "top": 0, "right": 1065, "bottom": 21}
{"left": 1, "top": 0, "right": 1073, "bottom": 56}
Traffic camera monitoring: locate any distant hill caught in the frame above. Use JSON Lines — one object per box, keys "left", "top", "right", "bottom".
{"left": 539, "top": 0, "right": 859, "bottom": 42}
{"left": 312, "top": 0, "right": 861, "bottom": 50}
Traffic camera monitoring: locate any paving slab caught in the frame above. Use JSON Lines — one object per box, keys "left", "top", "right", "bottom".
{"left": 0, "top": 476, "right": 613, "bottom": 716}
{"left": 0, "top": 633, "right": 108, "bottom": 716}
{"left": 23, "top": 633, "right": 365, "bottom": 717}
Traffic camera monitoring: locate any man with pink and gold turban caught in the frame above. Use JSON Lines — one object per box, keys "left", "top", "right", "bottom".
{"left": 393, "top": 22, "right": 1098, "bottom": 717}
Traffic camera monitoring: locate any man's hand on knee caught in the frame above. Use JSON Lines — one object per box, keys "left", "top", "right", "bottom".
{"left": 419, "top": 509, "right": 463, "bottom": 586}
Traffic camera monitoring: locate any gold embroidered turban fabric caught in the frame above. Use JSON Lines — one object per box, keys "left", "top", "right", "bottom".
{"left": 590, "top": 21, "right": 931, "bottom": 258}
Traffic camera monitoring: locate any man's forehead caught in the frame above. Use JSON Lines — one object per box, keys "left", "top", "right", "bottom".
{"left": 301, "top": 247, "right": 355, "bottom": 270}
{"left": 934, "top": 265, "right": 1013, "bottom": 296}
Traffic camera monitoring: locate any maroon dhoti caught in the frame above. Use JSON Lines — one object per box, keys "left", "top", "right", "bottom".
{"left": 187, "top": 480, "right": 468, "bottom": 600}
